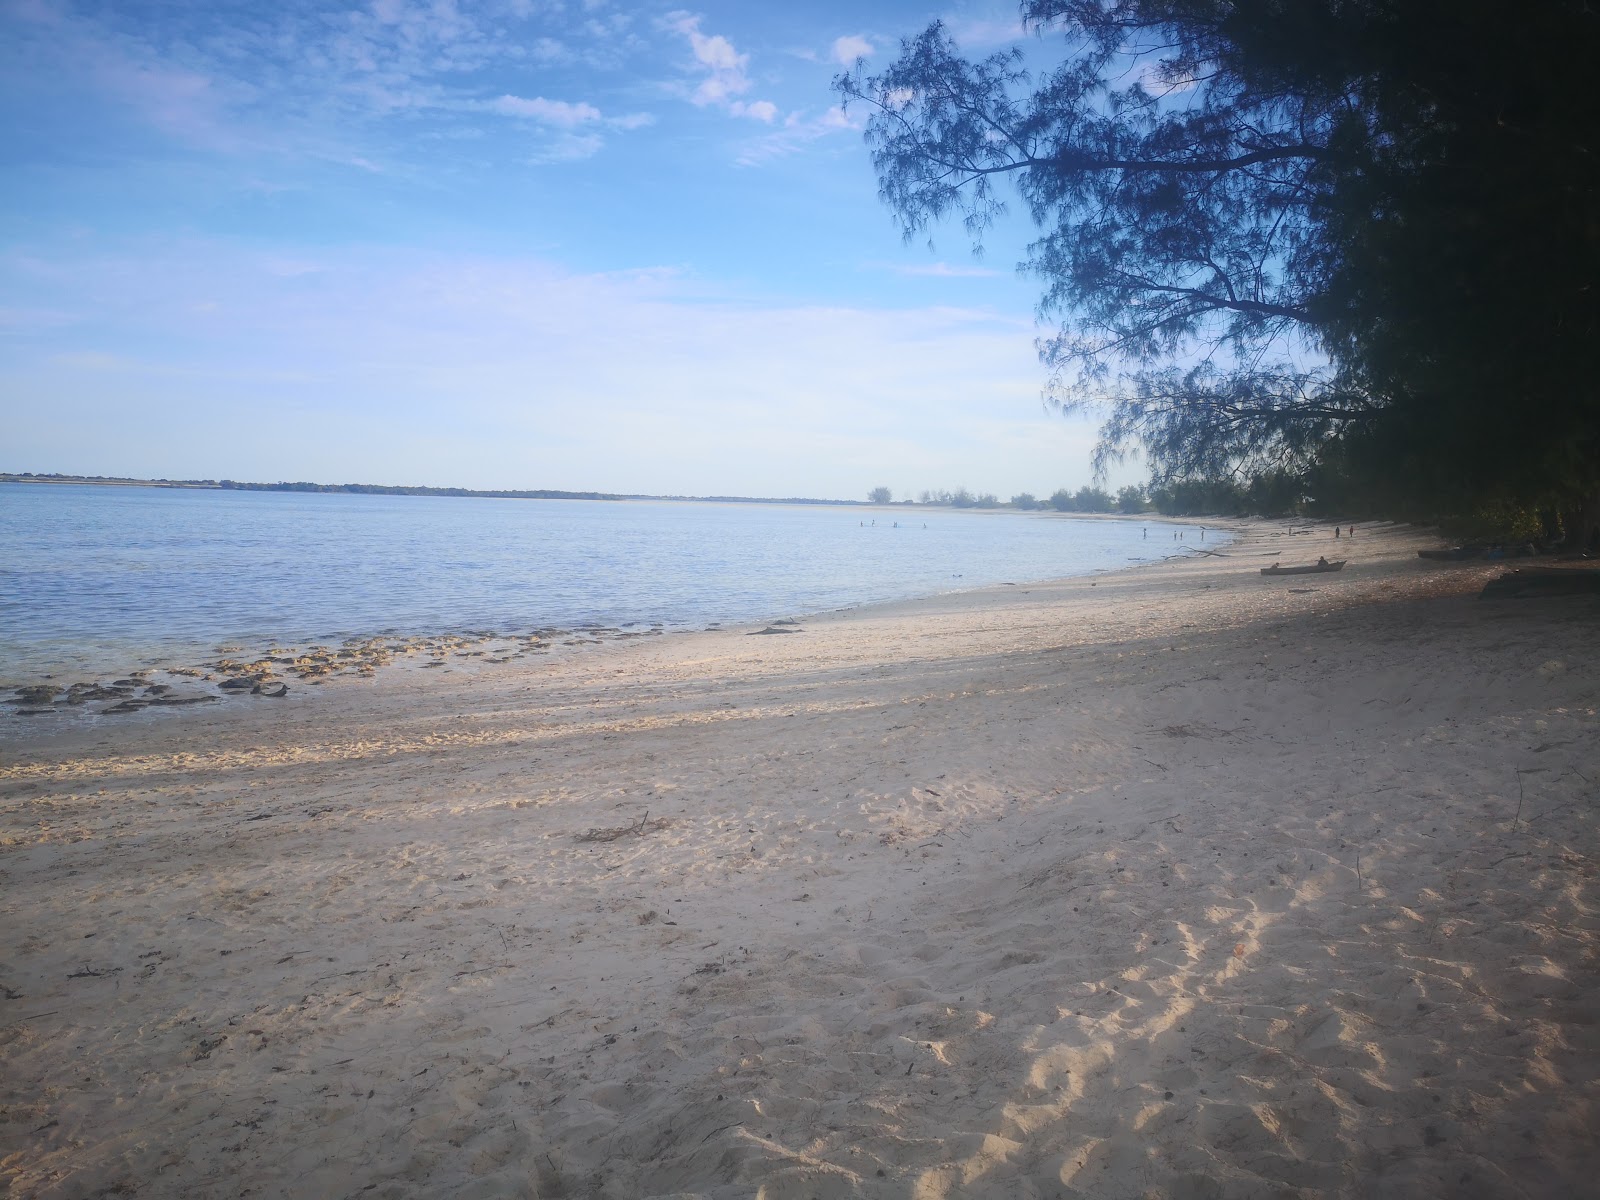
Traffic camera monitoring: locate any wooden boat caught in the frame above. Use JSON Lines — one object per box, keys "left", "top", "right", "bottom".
{"left": 1261, "top": 559, "right": 1345, "bottom": 576}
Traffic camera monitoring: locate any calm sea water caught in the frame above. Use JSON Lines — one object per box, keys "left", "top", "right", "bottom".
{"left": 0, "top": 484, "right": 1206, "bottom": 678}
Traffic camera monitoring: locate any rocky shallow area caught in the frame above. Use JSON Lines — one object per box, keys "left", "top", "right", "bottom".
{"left": 4, "top": 623, "right": 669, "bottom": 719}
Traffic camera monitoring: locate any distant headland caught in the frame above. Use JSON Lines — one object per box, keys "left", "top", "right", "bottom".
{"left": 0, "top": 472, "right": 862, "bottom": 507}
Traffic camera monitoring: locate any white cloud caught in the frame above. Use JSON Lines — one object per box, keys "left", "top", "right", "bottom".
{"left": 663, "top": 11, "right": 781, "bottom": 121}
{"left": 885, "top": 261, "right": 1005, "bottom": 278}
{"left": 942, "top": 16, "right": 1028, "bottom": 49}
{"left": 486, "top": 94, "right": 651, "bottom": 156}
{"left": 0, "top": 0, "right": 652, "bottom": 161}
{"left": 529, "top": 133, "right": 605, "bottom": 163}
{"left": 883, "top": 86, "right": 915, "bottom": 112}
{"left": 730, "top": 99, "right": 777, "bottom": 123}
{"left": 607, "top": 111, "right": 655, "bottom": 130}
{"left": 491, "top": 94, "right": 602, "bottom": 126}
{"left": 734, "top": 105, "right": 861, "bottom": 166}
{"left": 527, "top": 37, "right": 570, "bottom": 63}
{"left": 0, "top": 240, "right": 1109, "bottom": 497}
{"left": 831, "top": 34, "right": 873, "bottom": 65}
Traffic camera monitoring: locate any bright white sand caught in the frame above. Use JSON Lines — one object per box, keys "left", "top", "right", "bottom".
{"left": 2, "top": 520, "right": 1596, "bottom": 1199}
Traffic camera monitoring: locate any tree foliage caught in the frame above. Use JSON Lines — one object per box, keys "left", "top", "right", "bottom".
{"left": 839, "top": 1, "right": 1600, "bottom": 539}
{"left": 868, "top": 486, "right": 894, "bottom": 504}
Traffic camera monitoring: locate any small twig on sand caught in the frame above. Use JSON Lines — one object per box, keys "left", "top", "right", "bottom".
{"left": 576, "top": 810, "right": 672, "bottom": 843}
{"left": 1355, "top": 850, "right": 1362, "bottom": 892}
{"left": 1513, "top": 770, "right": 1525, "bottom": 831}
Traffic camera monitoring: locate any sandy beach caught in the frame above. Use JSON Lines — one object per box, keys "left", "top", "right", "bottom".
{"left": 2, "top": 519, "right": 1596, "bottom": 1199}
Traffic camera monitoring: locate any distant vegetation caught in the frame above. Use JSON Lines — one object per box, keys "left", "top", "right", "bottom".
{"left": 888, "top": 484, "right": 1153, "bottom": 513}
{"left": 2, "top": 473, "right": 859, "bottom": 507}
{"left": 2, "top": 473, "right": 624, "bottom": 501}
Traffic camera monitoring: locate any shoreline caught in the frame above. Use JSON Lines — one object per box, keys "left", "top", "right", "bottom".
{"left": 1, "top": 520, "right": 1232, "bottom": 731}
{"left": 3, "top": 518, "right": 1595, "bottom": 1198}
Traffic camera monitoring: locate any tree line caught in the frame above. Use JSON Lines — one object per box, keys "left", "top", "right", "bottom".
{"left": 869, "top": 485, "right": 1154, "bottom": 512}
{"left": 841, "top": 1, "right": 1599, "bottom": 546}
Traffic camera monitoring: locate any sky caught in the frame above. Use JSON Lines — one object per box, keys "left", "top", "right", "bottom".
{"left": 0, "top": 0, "right": 1131, "bottom": 501}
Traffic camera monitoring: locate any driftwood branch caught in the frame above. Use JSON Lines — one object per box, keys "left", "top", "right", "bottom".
{"left": 576, "top": 810, "right": 672, "bottom": 843}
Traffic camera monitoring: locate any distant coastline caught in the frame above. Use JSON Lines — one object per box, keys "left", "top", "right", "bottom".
{"left": 0, "top": 472, "right": 863, "bottom": 507}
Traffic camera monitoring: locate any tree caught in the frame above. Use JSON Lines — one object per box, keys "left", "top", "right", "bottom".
{"left": 838, "top": 2, "right": 1600, "bottom": 543}
{"left": 1074, "top": 485, "right": 1114, "bottom": 512}
{"left": 1048, "top": 488, "right": 1075, "bottom": 512}
{"left": 868, "top": 486, "right": 893, "bottom": 504}
{"left": 1116, "top": 485, "right": 1148, "bottom": 513}
{"left": 1150, "top": 478, "right": 1247, "bottom": 517}
{"left": 1010, "top": 492, "right": 1039, "bottom": 509}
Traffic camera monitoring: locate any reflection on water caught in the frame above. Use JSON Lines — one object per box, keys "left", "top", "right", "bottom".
{"left": 0, "top": 484, "right": 1205, "bottom": 676}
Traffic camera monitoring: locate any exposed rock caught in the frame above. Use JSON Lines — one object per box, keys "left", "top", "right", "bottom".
{"left": 252, "top": 682, "right": 289, "bottom": 698}
{"left": 64, "top": 684, "right": 123, "bottom": 704}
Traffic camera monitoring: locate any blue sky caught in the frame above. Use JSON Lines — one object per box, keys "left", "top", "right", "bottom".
{"left": 1, "top": 0, "right": 1124, "bottom": 500}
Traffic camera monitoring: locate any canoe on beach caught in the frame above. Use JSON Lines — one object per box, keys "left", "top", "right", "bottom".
{"left": 1261, "top": 559, "right": 1346, "bottom": 576}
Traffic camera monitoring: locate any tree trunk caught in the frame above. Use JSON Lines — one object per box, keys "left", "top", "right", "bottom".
{"left": 1560, "top": 489, "right": 1600, "bottom": 552}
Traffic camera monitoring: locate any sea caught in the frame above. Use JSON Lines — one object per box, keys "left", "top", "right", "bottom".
{"left": 0, "top": 484, "right": 1212, "bottom": 679}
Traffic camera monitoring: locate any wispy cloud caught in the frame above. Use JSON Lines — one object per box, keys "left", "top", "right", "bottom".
{"left": 0, "top": 305, "right": 81, "bottom": 335}
{"left": 831, "top": 34, "right": 874, "bottom": 65}
{"left": 663, "top": 11, "right": 778, "bottom": 122}
{"left": 734, "top": 104, "right": 860, "bottom": 166}
{"left": 607, "top": 112, "right": 656, "bottom": 131}
{"left": 491, "top": 95, "right": 603, "bottom": 127}
{"left": 0, "top": 238, "right": 1091, "bottom": 496}
{"left": 487, "top": 94, "right": 653, "bottom": 159}
{"left": 0, "top": 0, "right": 657, "bottom": 163}
{"left": 529, "top": 134, "right": 604, "bottom": 163}
{"left": 942, "top": 15, "right": 1029, "bottom": 50}
{"left": 880, "top": 261, "right": 1005, "bottom": 279}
